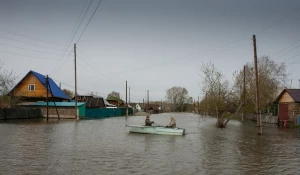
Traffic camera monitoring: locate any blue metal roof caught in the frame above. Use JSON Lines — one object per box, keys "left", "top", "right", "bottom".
{"left": 30, "top": 101, "right": 85, "bottom": 107}
{"left": 26, "top": 70, "right": 69, "bottom": 99}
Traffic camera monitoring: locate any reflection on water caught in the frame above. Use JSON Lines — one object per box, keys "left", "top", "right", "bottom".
{"left": 0, "top": 113, "right": 300, "bottom": 174}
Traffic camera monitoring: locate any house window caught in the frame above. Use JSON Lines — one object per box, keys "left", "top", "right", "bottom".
{"left": 28, "top": 84, "right": 35, "bottom": 91}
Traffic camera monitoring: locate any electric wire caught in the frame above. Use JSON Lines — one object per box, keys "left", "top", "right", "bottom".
{"left": 65, "top": 0, "right": 89, "bottom": 49}
{"left": 76, "top": 0, "right": 104, "bottom": 43}
{"left": 51, "top": 49, "right": 74, "bottom": 76}
{"left": 50, "top": 0, "right": 93, "bottom": 77}
{"left": 0, "top": 35, "right": 66, "bottom": 51}
{"left": 0, "top": 50, "right": 61, "bottom": 60}
{"left": 66, "top": 0, "right": 94, "bottom": 48}
{"left": 0, "top": 28, "right": 67, "bottom": 46}
{"left": 0, "top": 43, "right": 65, "bottom": 55}
{"left": 255, "top": 7, "right": 300, "bottom": 35}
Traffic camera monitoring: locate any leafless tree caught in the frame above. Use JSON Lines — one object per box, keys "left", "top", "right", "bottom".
{"left": 233, "top": 56, "right": 287, "bottom": 113}
{"left": 107, "top": 91, "right": 120, "bottom": 99}
{"left": 0, "top": 62, "right": 16, "bottom": 107}
{"left": 199, "top": 62, "right": 243, "bottom": 128}
{"left": 165, "top": 86, "right": 189, "bottom": 112}
{"left": 62, "top": 89, "right": 74, "bottom": 99}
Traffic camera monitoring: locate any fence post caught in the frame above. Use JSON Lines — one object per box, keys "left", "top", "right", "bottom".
{"left": 4, "top": 108, "right": 7, "bottom": 120}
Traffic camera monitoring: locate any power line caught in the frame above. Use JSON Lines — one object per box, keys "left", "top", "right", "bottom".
{"left": 51, "top": 77, "right": 107, "bottom": 96}
{"left": 77, "top": 56, "right": 108, "bottom": 79}
{"left": 255, "top": 7, "right": 300, "bottom": 35}
{"left": 272, "top": 38, "right": 300, "bottom": 61}
{"left": 277, "top": 43, "right": 300, "bottom": 63}
{"left": 76, "top": 0, "right": 104, "bottom": 43}
{"left": 51, "top": 49, "right": 74, "bottom": 76}
{"left": 0, "top": 43, "right": 65, "bottom": 55}
{"left": 65, "top": 0, "right": 89, "bottom": 48}
{"left": 66, "top": 0, "right": 94, "bottom": 49}
{"left": 286, "top": 52, "right": 300, "bottom": 66}
{"left": 0, "top": 50, "right": 61, "bottom": 60}
{"left": 50, "top": 0, "right": 92, "bottom": 77}
{"left": 0, "top": 28, "right": 67, "bottom": 46}
{"left": 0, "top": 35, "right": 65, "bottom": 51}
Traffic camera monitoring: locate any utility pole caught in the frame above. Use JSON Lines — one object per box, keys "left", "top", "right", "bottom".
{"left": 126, "top": 80, "right": 128, "bottom": 119}
{"left": 242, "top": 66, "right": 246, "bottom": 122}
{"left": 193, "top": 100, "right": 196, "bottom": 113}
{"left": 147, "top": 90, "right": 149, "bottom": 112}
{"left": 197, "top": 96, "right": 199, "bottom": 114}
{"left": 46, "top": 75, "right": 49, "bottom": 121}
{"left": 161, "top": 99, "right": 163, "bottom": 112}
{"left": 253, "top": 35, "right": 262, "bottom": 135}
{"left": 74, "top": 44, "right": 78, "bottom": 120}
{"left": 129, "top": 87, "right": 130, "bottom": 104}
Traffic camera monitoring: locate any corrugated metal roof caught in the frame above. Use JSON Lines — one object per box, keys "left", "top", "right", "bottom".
{"left": 10, "top": 70, "right": 69, "bottom": 100}
{"left": 275, "top": 89, "right": 300, "bottom": 103}
{"left": 104, "top": 99, "right": 116, "bottom": 107}
{"left": 29, "top": 101, "right": 85, "bottom": 107}
{"left": 31, "top": 71, "right": 69, "bottom": 100}
{"left": 18, "top": 102, "right": 85, "bottom": 107}
{"left": 286, "top": 89, "right": 300, "bottom": 102}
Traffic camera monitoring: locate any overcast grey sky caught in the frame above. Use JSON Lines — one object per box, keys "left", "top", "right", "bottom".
{"left": 1, "top": 0, "right": 300, "bottom": 102}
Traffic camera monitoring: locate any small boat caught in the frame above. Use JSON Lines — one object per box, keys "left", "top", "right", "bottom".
{"left": 126, "top": 125, "right": 186, "bottom": 136}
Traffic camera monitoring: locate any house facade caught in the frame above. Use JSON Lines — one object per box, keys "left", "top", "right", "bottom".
{"left": 9, "top": 70, "right": 69, "bottom": 102}
{"left": 274, "top": 89, "right": 300, "bottom": 124}
{"left": 135, "top": 104, "right": 143, "bottom": 111}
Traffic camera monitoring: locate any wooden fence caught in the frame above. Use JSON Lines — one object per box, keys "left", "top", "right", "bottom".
{"left": 0, "top": 108, "right": 43, "bottom": 120}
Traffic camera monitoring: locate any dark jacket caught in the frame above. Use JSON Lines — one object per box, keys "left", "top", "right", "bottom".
{"left": 145, "top": 119, "right": 154, "bottom": 126}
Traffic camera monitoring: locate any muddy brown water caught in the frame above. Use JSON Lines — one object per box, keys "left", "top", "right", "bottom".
{"left": 0, "top": 113, "right": 300, "bottom": 175}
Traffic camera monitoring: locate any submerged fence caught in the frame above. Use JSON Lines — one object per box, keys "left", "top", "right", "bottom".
{"left": 0, "top": 108, "right": 43, "bottom": 120}
{"left": 85, "top": 108, "right": 133, "bottom": 119}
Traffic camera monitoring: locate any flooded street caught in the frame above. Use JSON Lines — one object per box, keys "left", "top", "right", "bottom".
{"left": 1, "top": 113, "right": 300, "bottom": 174}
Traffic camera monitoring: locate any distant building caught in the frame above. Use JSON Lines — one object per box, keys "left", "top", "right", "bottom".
{"left": 73, "top": 94, "right": 106, "bottom": 108}
{"left": 144, "top": 104, "right": 160, "bottom": 114}
{"left": 106, "top": 97, "right": 125, "bottom": 107}
{"left": 9, "top": 70, "right": 69, "bottom": 102}
{"left": 104, "top": 99, "right": 117, "bottom": 108}
{"left": 274, "top": 89, "right": 300, "bottom": 124}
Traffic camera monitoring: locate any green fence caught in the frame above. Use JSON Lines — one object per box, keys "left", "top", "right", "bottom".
{"left": 84, "top": 108, "right": 133, "bottom": 119}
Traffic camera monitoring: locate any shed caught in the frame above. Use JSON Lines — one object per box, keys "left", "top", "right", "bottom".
{"left": 274, "top": 89, "right": 300, "bottom": 124}
{"left": 73, "top": 94, "right": 105, "bottom": 108}
{"left": 18, "top": 101, "right": 86, "bottom": 119}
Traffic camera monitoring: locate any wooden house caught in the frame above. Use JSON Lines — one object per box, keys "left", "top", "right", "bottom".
{"left": 9, "top": 70, "right": 69, "bottom": 102}
{"left": 73, "top": 94, "right": 106, "bottom": 108}
{"left": 274, "top": 89, "right": 300, "bottom": 124}
{"left": 106, "top": 97, "right": 125, "bottom": 107}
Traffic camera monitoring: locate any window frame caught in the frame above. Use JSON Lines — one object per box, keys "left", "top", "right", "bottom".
{"left": 28, "top": 84, "right": 35, "bottom": 91}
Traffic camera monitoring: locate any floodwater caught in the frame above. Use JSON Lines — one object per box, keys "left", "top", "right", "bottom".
{"left": 0, "top": 113, "right": 300, "bottom": 175}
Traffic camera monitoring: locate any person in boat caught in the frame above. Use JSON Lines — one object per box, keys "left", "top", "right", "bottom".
{"left": 145, "top": 116, "right": 154, "bottom": 126}
{"left": 166, "top": 117, "right": 176, "bottom": 128}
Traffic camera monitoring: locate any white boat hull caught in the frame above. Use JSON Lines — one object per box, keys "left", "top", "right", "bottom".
{"left": 126, "top": 125, "right": 185, "bottom": 136}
